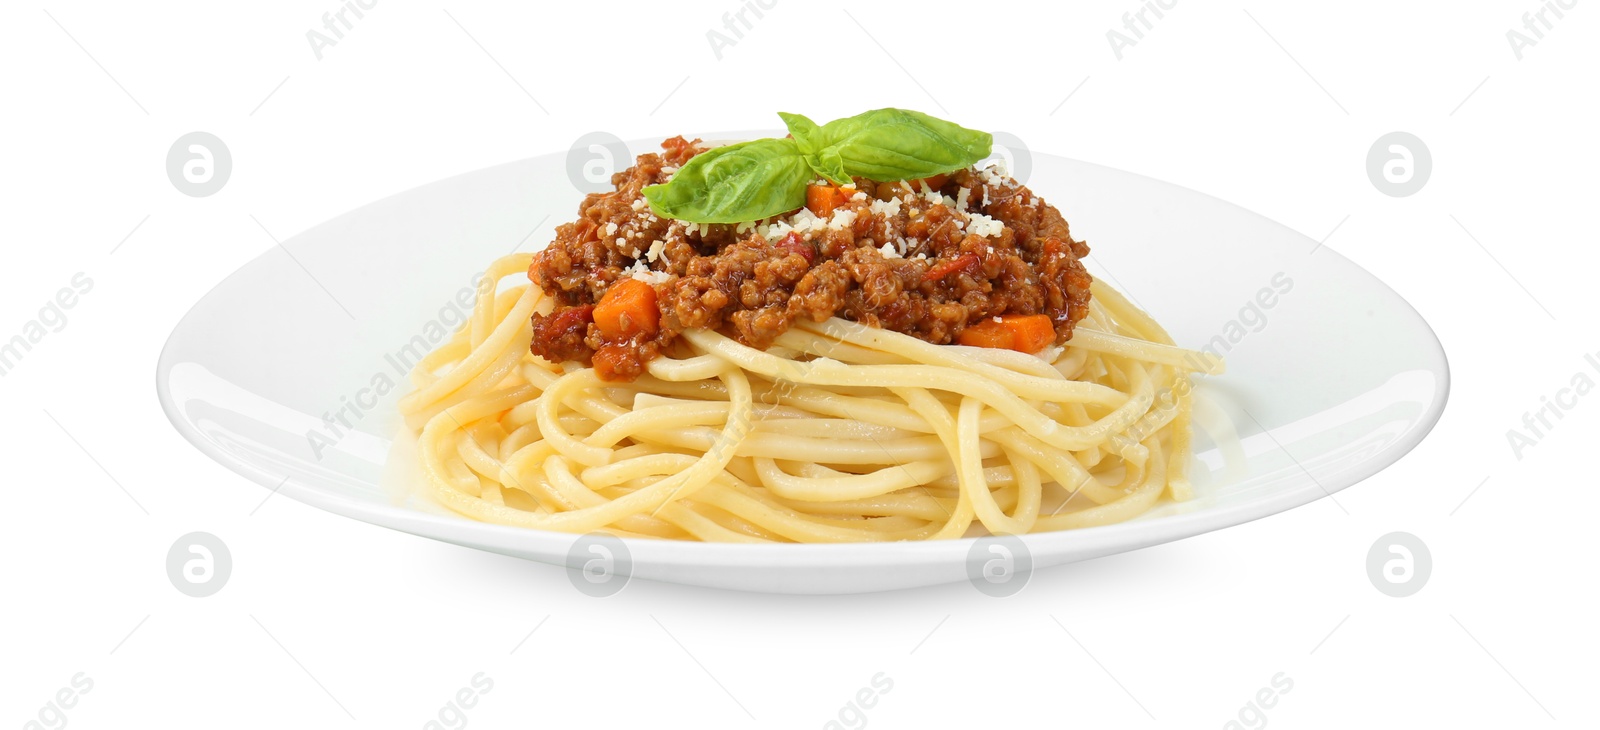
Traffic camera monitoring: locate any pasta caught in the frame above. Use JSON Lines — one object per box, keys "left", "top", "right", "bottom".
{"left": 398, "top": 252, "right": 1222, "bottom": 543}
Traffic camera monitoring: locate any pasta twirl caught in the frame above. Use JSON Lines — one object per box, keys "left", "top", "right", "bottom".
{"left": 399, "top": 253, "right": 1221, "bottom": 543}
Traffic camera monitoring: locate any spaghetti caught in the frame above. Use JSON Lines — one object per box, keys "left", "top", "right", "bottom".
{"left": 398, "top": 252, "right": 1222, "bottom": 542}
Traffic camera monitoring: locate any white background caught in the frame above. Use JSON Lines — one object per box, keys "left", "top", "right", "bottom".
{"left": 2, "top": 1, "right": 1594, "bottom": 728}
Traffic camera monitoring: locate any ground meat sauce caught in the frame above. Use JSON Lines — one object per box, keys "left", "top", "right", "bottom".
{"left": 528, "top": 136, "right": 1093, "bottom": 382}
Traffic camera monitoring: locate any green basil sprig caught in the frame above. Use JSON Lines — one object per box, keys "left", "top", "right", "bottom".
{"left": 789, "top": 108, "right": 994, "bottom": 184}
{"left": 640, "top": 138, "right": 811, "bottom": 225}
{"left": 641, "top": 109, "right": 992, "bottom": 224}
{"left": 779, "top": 111, "right": 850, "bottom": 185}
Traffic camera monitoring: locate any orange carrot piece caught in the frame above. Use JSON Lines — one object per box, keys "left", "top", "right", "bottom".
{"left": 913, "top": 173, "right": 949, "bottom": 190}
{"left": 1005, "top": 314, "right": 1057, "bottom": 353}
{"left": 956, "top": 319, "right": 1014, "bottom": 349}
{"left": 806, "top": 184, "right": 847, "bottom": 218}
{"left": 594, "top": 278, "right": 659, "bottom": 339}
{"left": 956, "top": 314, "right": 1056, "bottom": 353}
{"left": 806, "top": 185, "right": 834, "bottom": 218}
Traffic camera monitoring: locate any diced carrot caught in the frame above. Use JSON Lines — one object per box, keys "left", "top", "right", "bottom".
{"left": 955, "top": 319, "right": 1014, "bottom": 349}
{"left": 913, "top": 173, "right": 949, "bottom": 190}
{"left": 1005, "top": 314, "right": 1058, "bottom": 353}
{"left": 593, "top": 278, "right": 659, "bottom": 339}
{"left": 956, "top": 314, "right": 1057, "bottom": 353}
{"left": 806, "top": 184, "right": 855, "bottom": 218}
{"left": 923, "top": 253, "right": 978, "bottom": 282}
{"left": 806, "top": 184, "right": 837, "bottom": 218}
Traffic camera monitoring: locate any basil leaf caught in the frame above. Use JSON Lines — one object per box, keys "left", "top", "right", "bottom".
{"left": 779, "top": 111, "right": 850, "bottom": 185}
{"left": 641, "top": 138, "right": 810, "bottom": 224}
{"left": 778, "top": 111, "right": 822, "bottom": 153}
{"left": 818, "top": 108, "right": 992, "bottom": 181}
{"left": 640, "top": 109, "right": 994, "bottom": 224}
{"left": 809, "top": 148, "right": 850, "bottom": 186}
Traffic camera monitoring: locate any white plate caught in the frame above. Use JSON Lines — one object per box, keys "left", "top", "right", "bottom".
{"left": 157, "top": 132, "right": 1448, "bottom": 594}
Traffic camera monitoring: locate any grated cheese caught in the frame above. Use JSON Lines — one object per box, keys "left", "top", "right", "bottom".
{"left": 625, "top": 257, "right": 670, "bottom": 285}
{"left": 967, "top": 214, "right": 1004, "bottom": 238}
{"left": 978, "top": 158, "right": 1011, "bottom": 181}
{"left": 629, "top": 269, "right": 671, "bottom": 285}
{"left": 760, "top": 207, "right": 834, "bottom": 241}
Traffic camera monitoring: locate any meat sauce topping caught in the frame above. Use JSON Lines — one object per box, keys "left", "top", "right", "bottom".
{"left": 528, "top": 136, "right": 1093, "bottom": 382}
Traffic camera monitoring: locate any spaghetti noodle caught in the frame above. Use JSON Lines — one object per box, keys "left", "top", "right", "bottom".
{"left": 398, "top": 252, "right": 1222, "bottom": 542}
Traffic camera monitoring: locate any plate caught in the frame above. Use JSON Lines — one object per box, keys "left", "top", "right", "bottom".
{"left": 156, "top": 132, "right": 1449, "bottom": 594}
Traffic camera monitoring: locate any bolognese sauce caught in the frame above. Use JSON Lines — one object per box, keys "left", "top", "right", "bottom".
{"left": 528, "top": 136, "right": 1093, "bottom": 382}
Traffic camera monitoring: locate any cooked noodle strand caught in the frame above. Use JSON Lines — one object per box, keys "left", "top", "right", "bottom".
{"left": 400, "top": 254, "right": 1218, "bottom": 542}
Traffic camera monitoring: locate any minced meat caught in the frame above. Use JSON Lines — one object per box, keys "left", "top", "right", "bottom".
{"left": 528, "top": 136, "right": 1093, "bottom": 381}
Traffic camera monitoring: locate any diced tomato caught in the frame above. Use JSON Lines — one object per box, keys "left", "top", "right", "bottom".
{"left": 592, "top": 344, "right": 631, "bottom": 381}
{"left": 661, "top": 135, "right": 695, "bottom": 156}
{"left": 548, "top": 305, "right": 593, "bottom": 336}
{"left": 912, "top": 173, "right": 949, "bottom": 191}
{"left": 776, "top": 232, "right": 815, "bottom": 264}
{"left": 530, "top": 305, "right": 594, "bottom": 354}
